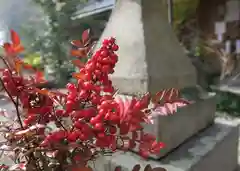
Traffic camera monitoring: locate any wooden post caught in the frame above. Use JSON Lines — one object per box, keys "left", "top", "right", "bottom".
{"left": 167, "top": 0, "right": 173, "bottom": 26}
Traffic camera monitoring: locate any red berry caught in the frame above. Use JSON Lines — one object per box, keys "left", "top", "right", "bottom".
{"left": 67, "top": 93, "right": 76, "bottom": 101}
{"left": 74, "top": 121, "right": 83, "bottom": 129}
{"left": 79, "top": 133, "right": 88, "bottom": 141}
{"left": 90, "top": 116, "right": 102, "bottom": 125}
{"left": 66, "top": 100, "right": 74, "bottom": 112}
{"left": 109, "top": 37, "right": 116, "bottom": 44}
{"left": 97, "top": 132, "right": 105, "bottom": 139}
{"left": 82, "top": 81, "right": 93, "bottom": 90}
{"left": 102, "top": 65, "right": 111, "bottom": 73}
{"left": 84, "top": 72, "right": 92, "bottom": 80}
{"left": 110, "top": 54, "right": 118, "bottom": 63}
{"left": 112, "top": 44, "right": 119, "bottom": 51}
{"left": 79, "top": 90, "right": 89, "bottom": 99}
{"left": 96, "top": 62, "right": 102, "bottom": 69}
{"left": 3, "top": 69, "right": 10, "bottom": 76}
{"left": 103, "top": 39, "right": 110, "bottom": 46}
{"left": 2, "top": 76, "right": 9, "bottom": 83}
{"left": 94, "top": 122, "right": 104, "bottom": 131}
{"left": 55, "top": 109, "right": 64, "bottom": 117}
{"left": 109, "top": 115, "right": 120, "bottom": 124}
{"left": 94, "top": 70, "right": 102, "bottom": 77}
{"left": 103, "top": 86, "right": 114, "bottom": 93}
{"left": 109, "top": 126, "right": 117, "bottom": 134}
{"left": 66, "top": 83, "right": 76, "bottom": 90}
{"left": 67, "top": 132, "right": 79, "bottom": 142}
{"left": 100, "top": 49, "right": 108, "bottom": 57}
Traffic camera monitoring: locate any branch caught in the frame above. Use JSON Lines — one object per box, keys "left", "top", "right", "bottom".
{"left": 0, "top": 79, "right": 23, "bottom": 129}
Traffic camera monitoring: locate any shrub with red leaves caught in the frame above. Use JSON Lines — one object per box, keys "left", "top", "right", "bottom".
{"left": 0, "top": 30, "right": 190, "bottom": 171}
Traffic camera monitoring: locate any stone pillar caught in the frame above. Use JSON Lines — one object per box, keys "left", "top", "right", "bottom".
{"left": 95, "top": 0, "right": 217, "bottom": 159}
{"left": 97, "top": 0, "right": 197, "bottom": 95}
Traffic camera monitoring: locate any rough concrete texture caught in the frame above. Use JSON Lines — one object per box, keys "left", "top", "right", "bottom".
{"left": 96, "top": 0, "right": 197, "bottom": 95}
{"left": 92, "top": 117, "right": 239, "bottom": 171}
{"left": 143, "top": 95, "right": 216, "bottom": 159}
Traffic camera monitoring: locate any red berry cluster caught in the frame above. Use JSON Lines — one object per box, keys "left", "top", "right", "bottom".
{"left": 0, "top": 30, "right": 167, "bottom": 170}
{"left": 39, "top": 38, "right": 164, "bottom": 157}
{"left": 0, "top": 34, "right": 165, "bottom": 168}
{"left": 65, "top": 37, "right": 118, "bottom": 112}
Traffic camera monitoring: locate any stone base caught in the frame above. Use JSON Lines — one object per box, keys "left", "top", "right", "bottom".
{"left": 143, "top": 95, "right": 216, "bottom": 159}
{"left": 91, "top": 117, "right": 239, "bottom": 171}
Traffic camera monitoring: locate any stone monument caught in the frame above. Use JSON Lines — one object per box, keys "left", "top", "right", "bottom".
{"left": 95, "top": 0, "right": 239, "bottom": 170}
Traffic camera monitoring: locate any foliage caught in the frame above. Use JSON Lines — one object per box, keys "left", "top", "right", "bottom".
{"left": 0, "top": 30, "right": 192, "bottom": 171}
{"left": 173, "top": 0, "right": 199, "bottom": 32}
{"left": 23, "top": 53, "right": 43, "bottom": 70}
{"left": 31, "top": 0, "right": 89, "bottom": 86}
{"left": 215, "top": 90, "right": 240, "bottom": 117}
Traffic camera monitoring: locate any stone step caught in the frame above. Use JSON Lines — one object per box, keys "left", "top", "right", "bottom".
{"left": 92, "top": 117, "right": 239, "bottom": 171}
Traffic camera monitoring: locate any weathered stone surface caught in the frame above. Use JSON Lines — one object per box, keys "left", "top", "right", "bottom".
{"left": 97, "top": 0, "right": 196, "bottom": 95}
{"left": 92, "top": 117, "right": 239, "bottom": 171}
{"left": 143, "top": 95, "right": 216, "bottom": 159}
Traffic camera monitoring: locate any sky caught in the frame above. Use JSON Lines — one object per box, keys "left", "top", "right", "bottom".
{"left": 0, "top": 0, "right": 44, "bottom": 42}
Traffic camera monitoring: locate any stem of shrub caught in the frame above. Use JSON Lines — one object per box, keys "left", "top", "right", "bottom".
{"left": 0, "top": 78, "right": 24, "bottom": 129}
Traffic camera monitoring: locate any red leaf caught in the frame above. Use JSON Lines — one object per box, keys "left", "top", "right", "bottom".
{"left": 22, "top": 62, "right": 33, "bottom": 70}
{"left": 71, "top": 40, "right": 83, "bottom": 47}
{"left": 152, "top": 88, "right": 179, "bottom": 104}
{"left": 71, "top": 49, "right": 86, "bottom": 57}
{"left": 3, "top": 43, "right": 12, "bottom": 53}
{"left": 13, "top": 44, "right": 24, "bottom": 53}
{"left": 72, "top": 59, "right": 85, "bottom": 68}
{"left": 10, "top": 30, "right": 20, "bottom": 45}
{"left": 35, "top": 88, "right": 53, "bottom": 96}
{"left": 51, "top": 90, "right": 67, "bottom": 97}
{"left": 82, "top": 29, "right": 90, "bottom": 44}
{"left": 72, "top": 73, "right": 86, "bottom": 80}
{"left": 150, "top": 141, "right": 165, "bottom": 154}
{"left": 9, "top": 163, "right": 26, "bottom": 171}
{"left": 14, "top": 59, "right": 22, "bottom": 74}
{"left": 35, "top": 71, "right": 45, "bottom": 82}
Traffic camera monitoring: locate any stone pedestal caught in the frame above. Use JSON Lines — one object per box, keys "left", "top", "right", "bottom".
{"left": 143, "top": 95, "right": 216, "bottom": 159}
{"left": 97, "top": 0, "right": 196, "bottom": 95}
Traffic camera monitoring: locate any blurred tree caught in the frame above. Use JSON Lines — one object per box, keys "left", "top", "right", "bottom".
{"left": 0, "top": 0, "right": 45, "bottom": 49}
{"left": 32, "top": 0, "right": 89, "bottom": 86}
{"left": 173, "top": 0, "right": 200, "bottom": 49}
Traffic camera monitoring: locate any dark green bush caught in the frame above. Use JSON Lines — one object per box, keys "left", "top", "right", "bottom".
{"left": 215, "top": 91, "right": 240, "bottom": 117}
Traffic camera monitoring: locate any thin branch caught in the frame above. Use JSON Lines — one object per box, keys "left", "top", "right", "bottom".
{"left": 52, "top": 106, "right": 67, "bottom": 131}
{"left": 0, "top": 78, "right": 23, "bottom": 129}
{"left": 16, "top": 96, "right": 23, "bottom": 129}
